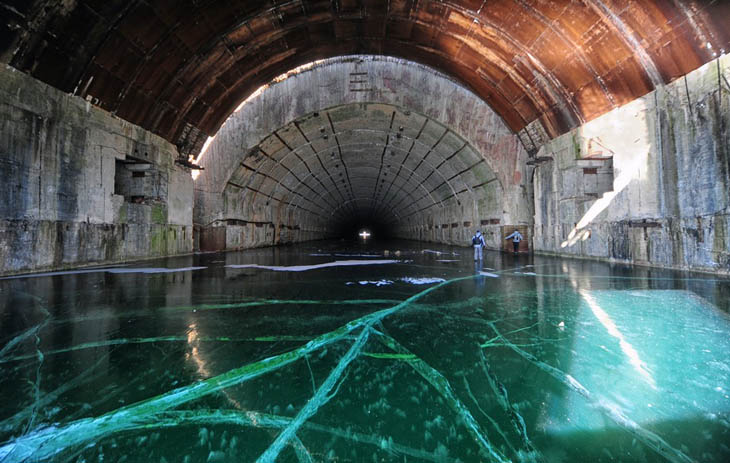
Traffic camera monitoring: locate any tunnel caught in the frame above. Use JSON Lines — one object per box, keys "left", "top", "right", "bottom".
{"left": 192, "top": 60, "right": 513, "bottom": 250}
{"left": 1, "top": 1, "right": 730, "bottom": 462}
{"left": 1, "top": 0, "right": 728, "bottom": 270}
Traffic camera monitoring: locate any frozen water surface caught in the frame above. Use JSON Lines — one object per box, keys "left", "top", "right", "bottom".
{"left": 1, "top": 240, "right": 729, "bottom": 462}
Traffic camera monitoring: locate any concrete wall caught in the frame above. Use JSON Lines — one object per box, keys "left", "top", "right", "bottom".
{"left": 533, "top": 55, "right": 730, "bottom": 274}
{"left": 195, "top": 56, "right": 531, "bottom": 250}
{"left": 0, "top": 65, "right": 194, "bottom": 276}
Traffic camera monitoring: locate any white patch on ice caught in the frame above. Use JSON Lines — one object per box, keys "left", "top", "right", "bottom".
{"left": 334, "top": 253, "right": 382, "bottom": 257}
{"left": 422, "top": 250, "right": 445, "bottom": 255}
{"left": 107, "top": 267, "right": 207, "bottom": 274}
{"left": 346, "top": 280, "right": 393, "bottom": 287}
{"left": 226, "top": 260, "right": 399, "bottom": 272}
{"left": 479, "top": 271, "right": 499, "bottom": 278}
{"left": 0, "top": 267, "right": 207, "bottom": 280}
{"left": 401, "top": 277, "right": 445, "bottom": 285}
{"left": 629, "top": 291, "right": 652, "bottom": 298}
{"left": 436, "top": 259, "right": 460, "bottom": 262}
{"left": 308, "top": 253, "right": 331, "bottom": 256}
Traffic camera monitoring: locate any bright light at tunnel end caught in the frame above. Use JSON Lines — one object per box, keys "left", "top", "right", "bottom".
{"left": 358, "top": 230, "right": 371, "bottom": 240}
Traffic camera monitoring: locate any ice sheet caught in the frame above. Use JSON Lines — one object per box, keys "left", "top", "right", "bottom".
{"left": 2, "top": 243, "right": 729, "bottom": 463}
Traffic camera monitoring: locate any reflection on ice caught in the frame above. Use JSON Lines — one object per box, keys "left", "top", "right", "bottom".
{"left": 579, "top": 289, "right": 657, "bottom": 389}
{"left": 0, "top": 266, "right": 207, "bottom": 280}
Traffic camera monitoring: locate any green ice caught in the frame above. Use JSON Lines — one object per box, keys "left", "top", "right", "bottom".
{"left": 1, "top": 242, "right": 729, "bottom": 462}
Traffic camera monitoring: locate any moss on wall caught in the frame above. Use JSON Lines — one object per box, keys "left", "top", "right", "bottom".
{"left": 151, "top": 204, "right": 167, "bottom": 225}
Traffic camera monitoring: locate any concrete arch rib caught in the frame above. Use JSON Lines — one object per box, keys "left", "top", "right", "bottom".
{"left": 327, "top": 197, "right": 402, "bottom": 223}
{"left": 195, "top": 56, "right": 531, "bottom": 247}
{"left": 272, "top": 135, "right": 470, "bottom": 211}
{"left": 226, "top": 117, "right": 494, "bottom": 233}
{"left": 267, "top": 127, "right": 468, "bottom": 204}
{"left": 284, "top": 167, "right": 431, "bottom": 225}
{"left": 233, "top": 138, "right": 437, "bottom": 222}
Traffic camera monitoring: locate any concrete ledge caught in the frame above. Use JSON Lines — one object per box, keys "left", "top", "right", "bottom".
{"left": 0, "top": 220, "right": 193, "bottom": 277}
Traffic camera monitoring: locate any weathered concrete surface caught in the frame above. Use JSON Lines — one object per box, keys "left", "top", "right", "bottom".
{"left": 195, "top": 56, "right": 531, "bottom": 250}
{"left": 0, "top": 65, "right": 193, "bottom": 276}
{"left": 533, "top": 55, "right": 730, "bottom": 274}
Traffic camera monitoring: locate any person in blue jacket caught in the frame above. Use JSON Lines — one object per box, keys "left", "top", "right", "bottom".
{"left": 505, "top": 229, "right": 523, "bottom": 254}
{"left": 472, "top": 230, "right": 486, "bottom": 261}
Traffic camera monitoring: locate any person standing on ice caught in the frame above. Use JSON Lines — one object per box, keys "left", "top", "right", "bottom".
{"left": 472, "top": 230, "right": 486, "bottom": 261}
{"left": 505, "top": 229, "right": 523, "bottom": 254}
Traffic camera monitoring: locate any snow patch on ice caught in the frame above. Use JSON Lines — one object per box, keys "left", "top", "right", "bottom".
{"left": 346, "top": 280, "right": 394, "bottom": 287}
{"left": 334, "top": 253, "right": 382, "bottom": 258}
{"left": 401, "top": 277, "right": 445, "bottom": 285}
{"left": 108, "top": 267, "right": 207, "bottom": 274}
{"left": 226, "top": 260, "right": 399, "bottom": 272}
{"left": 479, "top": 271, "right": 499, "bottom": 278}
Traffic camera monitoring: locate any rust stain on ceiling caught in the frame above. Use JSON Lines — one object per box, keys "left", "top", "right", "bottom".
{"left": 1, "top": 0, "right": 728, "bottom": 157}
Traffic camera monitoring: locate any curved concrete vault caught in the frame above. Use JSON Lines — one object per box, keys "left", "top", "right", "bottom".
{"left": 2, "top": 0, "right": 728, "bottom": 157}
{"left": 223, "top": 103, "right": 501, "bottom": 239}
{"left": 194, "top": 56, "right": 523, "bottom": 249}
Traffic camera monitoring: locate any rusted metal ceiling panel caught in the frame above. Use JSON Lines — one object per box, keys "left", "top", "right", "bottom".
{"left": 118, "top": 3, "right": 167, "bottom": 51}
{"left": 1, "top": 0, "right": 727, "bottom": 158}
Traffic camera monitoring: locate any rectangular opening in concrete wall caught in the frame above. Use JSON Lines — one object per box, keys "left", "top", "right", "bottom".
{"left": 114, "top": 157, "right": 159, "bottom": 203}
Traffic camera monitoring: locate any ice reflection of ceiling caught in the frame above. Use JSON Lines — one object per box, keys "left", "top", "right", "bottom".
{"left": 225, "top": 103, "right": 498, "bottom": 227}
{"left": 2, "top": 1, "right": 728, "bottom": 157}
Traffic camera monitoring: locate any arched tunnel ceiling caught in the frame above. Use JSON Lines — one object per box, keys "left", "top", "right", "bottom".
{"left": 2, "top": 1, "right": 728, "bottom": 157}
{"left": 226, "top": 103, "right": 498, "bottom": 229}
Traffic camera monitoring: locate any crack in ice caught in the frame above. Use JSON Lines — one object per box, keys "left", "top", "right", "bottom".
{"left": 486, "top": 323, "right": 697, "bottom": 463}
{"left": 0, "top": 274, "right": 479, "bottom": 461}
